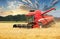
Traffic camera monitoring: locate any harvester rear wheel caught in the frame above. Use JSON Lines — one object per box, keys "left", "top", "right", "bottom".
{"left": 38, "top": 22, "right": 43, "bottom": 28}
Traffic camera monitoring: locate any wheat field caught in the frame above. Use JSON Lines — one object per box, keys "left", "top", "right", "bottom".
{"left": 0, "top": 22, "right": 60, "bottom": 39}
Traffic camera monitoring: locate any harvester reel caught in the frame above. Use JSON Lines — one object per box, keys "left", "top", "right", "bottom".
{"left": 13, "top": 24, "right": 22, "bottom": 28}
{"left": 13, "top": 24, "right": 19, "bottom": 28}
{"left": 13, "top": 22, "right": 34, "bottom": 28}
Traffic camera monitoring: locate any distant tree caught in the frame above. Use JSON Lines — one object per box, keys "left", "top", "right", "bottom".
{"left": 0, "top": 15, "right": 26, "bottom": 21}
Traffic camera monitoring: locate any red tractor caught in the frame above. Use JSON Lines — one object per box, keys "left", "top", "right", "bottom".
{"left": 13, "top": 8, "right": 56, "bottom": 28}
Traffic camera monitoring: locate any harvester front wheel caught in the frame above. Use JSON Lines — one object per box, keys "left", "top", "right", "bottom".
{"left": 27, "top": 23, "right": 34, "bottom": 28}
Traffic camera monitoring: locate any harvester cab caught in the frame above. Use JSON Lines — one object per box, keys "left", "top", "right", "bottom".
{"left": 26, "top": 10, "right": 35, "bottom": 23}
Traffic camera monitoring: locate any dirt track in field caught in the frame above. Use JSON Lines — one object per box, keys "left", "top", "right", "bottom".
{"left": 0, "top": 21, "right": 60, "bottom": 39}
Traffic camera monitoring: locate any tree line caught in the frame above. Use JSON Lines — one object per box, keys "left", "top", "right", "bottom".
{"left": 0, "top": 15, "right": 27, "bottom": 21}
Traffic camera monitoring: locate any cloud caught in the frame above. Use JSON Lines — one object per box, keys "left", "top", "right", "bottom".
{"left": 0, "top": 0, "right": 29, "bottom": 16}
{"left": 0, "top": 9, "right": 29, "bottom": 17}
{"left": 52, "top": 0, "right": 58, "bottom": 5}
{"left": 22, "top": 0, "right": 28, "bottom": 3}
{"left": 7, "top": 0, "right": 23, "bottom": 10}
{"left": 0, "top": 6, "right": 5, "bottom": 13}
{"left": 0, "top": 0, "right": 60, "bottom": 17}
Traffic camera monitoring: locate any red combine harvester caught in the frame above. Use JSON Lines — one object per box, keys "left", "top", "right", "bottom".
{"left": 13, "top": 8, "right": 56, "bottom": 28}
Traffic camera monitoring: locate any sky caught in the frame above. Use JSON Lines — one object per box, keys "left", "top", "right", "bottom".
{"left": 0, "top": 0, "right": 60, "bottom": 17}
